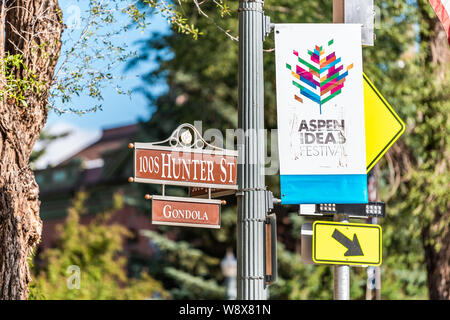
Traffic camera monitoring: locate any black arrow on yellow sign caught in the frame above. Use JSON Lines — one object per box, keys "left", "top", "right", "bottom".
{"left": 332, "top": 229, "right": 364, "bottom": 257}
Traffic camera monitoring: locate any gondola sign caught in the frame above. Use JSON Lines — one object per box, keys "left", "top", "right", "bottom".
{"left": 147, "top": 195, "right": 222, "bottom": 229}
{"left": 129, "top": 124, "right": 238, "bottom": 190}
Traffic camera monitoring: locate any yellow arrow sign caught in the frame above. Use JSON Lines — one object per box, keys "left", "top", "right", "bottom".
{"left": 312, "top": 221, "right": 382, "bottom": 266}
{"left": 364, "top": 73, "right": 405, "bottom": 172}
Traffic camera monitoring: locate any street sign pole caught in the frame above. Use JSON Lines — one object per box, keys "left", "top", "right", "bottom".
{"left": 333, "top": 214, "right": 350, "bottom": 300}
{"left": 332, "top": 1, "right": 350, "bottom": 301}
{"left": 237, "top": 0, "right": 267, "bottom": 300}
{"left": 367, "top": 168, "right": 382, "bottom": 299}
{"left": 332, "top": 0, "right": 380, "bottom": 301}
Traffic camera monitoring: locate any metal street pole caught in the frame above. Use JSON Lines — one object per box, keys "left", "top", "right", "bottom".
{"left": 237, "top": 0, "right": 267, "bottom": 300}
{"left": 367, "top": 166, "right": 381, "bottom": 300}
{"left": 332, "top": 0, "right": 376, "bottom": 301}
{"left": 334, "top": 214, "right": 350, "bottom": 300}
{"left": 374, "top": 252, "right": 381, "bottom": 300}
{"left": 332, "top": 0, "right": 350, "bottom": 301}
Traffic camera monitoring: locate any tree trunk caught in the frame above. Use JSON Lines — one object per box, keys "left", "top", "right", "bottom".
{"left": 423, "top": 225, "right": 450, "bottom": 300}
{"left": 418, "top": 1, "right": 450, "bottom": 300}
{"left": 0, "top": 0, "right": 63, "bottom": 300}
{"left": 423, "top": 18, "right": 450, "bottom": 296}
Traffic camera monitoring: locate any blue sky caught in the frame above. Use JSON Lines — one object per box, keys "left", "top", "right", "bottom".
{"left": 36, "top": 1, "right": 170, "bottom": 168}
{"left": 48, "top": 0, "right": 170, "bottom": 130}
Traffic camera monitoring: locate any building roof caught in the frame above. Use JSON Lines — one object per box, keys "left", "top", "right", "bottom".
{"left": 61, "top": 123, "right": 138, "bottom": 164}
{"left": 36, "top": 123, "right": 139, "bottom": 197}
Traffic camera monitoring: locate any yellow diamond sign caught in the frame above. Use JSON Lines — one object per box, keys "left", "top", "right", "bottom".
{"left": 312, "top": 221, "right": 382, "bottom": 266}
{"left": 364, "top": 73, "right": 405, "bottom": 172}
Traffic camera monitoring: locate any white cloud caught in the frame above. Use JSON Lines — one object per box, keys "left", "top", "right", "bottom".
{"left": 34, "top": 121, "right": 101, "bottom": 169}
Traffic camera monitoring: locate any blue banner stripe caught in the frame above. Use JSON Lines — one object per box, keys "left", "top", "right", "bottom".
{"left": 280, "top": 174, "right": 368, "bottom": 204}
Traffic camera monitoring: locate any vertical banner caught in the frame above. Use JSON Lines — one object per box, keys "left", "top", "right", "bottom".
{"left": 274, "top": 24, "right": 368, "bottom": 204}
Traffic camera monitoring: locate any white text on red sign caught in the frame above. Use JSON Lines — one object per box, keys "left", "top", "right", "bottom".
{"left": 134, "top": 147, "right": 238, "bottom": 189}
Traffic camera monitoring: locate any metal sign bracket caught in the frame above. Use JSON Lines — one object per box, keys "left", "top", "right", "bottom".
{"left": 299, "top": 202, "right": 386, "bottom": 219}
{"left": 263, "top": 15, "right": 274, "bottom": 39}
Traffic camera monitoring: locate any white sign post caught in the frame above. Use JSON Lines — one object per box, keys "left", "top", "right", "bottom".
{"left": 274, "top": 24, "right": 368, "bottom": 204}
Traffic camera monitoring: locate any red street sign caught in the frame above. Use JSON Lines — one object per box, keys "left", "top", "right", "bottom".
{"left": 151, "top": 195, "right": 222, "bottom": 229}
{"left": 133, "top": 144, "right": 238, "bottom": 189}
{"left": 189, "top": 187, "right": 236, "bottom": 199}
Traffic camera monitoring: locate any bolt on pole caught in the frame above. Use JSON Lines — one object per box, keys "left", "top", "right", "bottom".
{"left": 237, "top": 0, "right": 267, "bottom": 300}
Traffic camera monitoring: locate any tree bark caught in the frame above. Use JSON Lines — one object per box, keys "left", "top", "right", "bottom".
{"left": 0, "top": 0, "right": 63, "bottom": 300}
{"left": 417, "top": 1, "right": 450, "bottom": 300}
{"left": 423, "top": 225, "right": 450, "bottom": 300}
{"left": 423, "top": 18, "right": 450, "bottom": 296}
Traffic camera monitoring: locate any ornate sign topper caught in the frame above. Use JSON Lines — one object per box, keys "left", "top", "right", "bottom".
{"left": 129, "top": 124, "right": 238, "bottom": 189}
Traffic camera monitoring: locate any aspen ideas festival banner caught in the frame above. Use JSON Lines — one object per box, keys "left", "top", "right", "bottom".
{"left": 274, "top": 24, "right": 368, "bottom": 204}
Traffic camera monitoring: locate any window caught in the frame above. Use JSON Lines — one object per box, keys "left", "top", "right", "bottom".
{"left": 52, "top": 170, "right": 66, "bottom": 182}
{"left": 35, "top": 174, "right": 44, "bottom": 185}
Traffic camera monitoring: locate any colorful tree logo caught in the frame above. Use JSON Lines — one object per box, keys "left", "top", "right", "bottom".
{"left": 286, "top": 39, "right": 353, "bottom": 114}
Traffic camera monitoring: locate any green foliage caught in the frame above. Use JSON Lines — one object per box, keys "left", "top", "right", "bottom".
{"left": 127, "top": 0, "right": 204, "bottom": 39}
{"left": 50, "top": 0, "right": 138, "bottom": 114}
{"left": 0, "top": 53, "right": 45, "bottom": 108}
{"left": 270, "top": 242, "right": 333, "bottom": 300}
{"left": 165, "top": 267, "right": 225, "bottom": 299}
{"left": 362, "top": 0, "right": 449, "bottom": 298}
{"left": 46, "top": 0, "right": 233, "bottom": 115}
{"left": 141, "top": 230, "right": 226, "bottom": 299}
{"left": 29, "top": 192, "right": 168, "bottom": 300}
